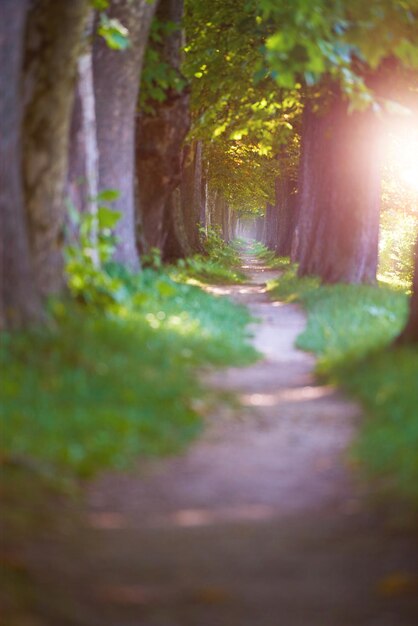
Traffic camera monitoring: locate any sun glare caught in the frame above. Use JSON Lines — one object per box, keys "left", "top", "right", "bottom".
{"left": 400, "top": 166, "right": 418, "bottom": 191}
{"left": 387, "top": 127, "right": 418, "bottom": 193}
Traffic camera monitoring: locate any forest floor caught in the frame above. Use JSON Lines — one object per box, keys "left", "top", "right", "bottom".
{"left": 26, "top": 254, "right": 418, "bottom": 626}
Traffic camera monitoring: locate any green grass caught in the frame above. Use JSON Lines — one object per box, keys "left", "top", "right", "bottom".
{"left": 172, "top": 253, "right": 246, "bottom": 285}
{"left": 246, "top": 241, "right": 291, "bottom": 270}
{"left": 0, "top": 268, "right": 257, "bottom": 480}
{"left": 268, "top": 263, "right": 418, "bottom": 508}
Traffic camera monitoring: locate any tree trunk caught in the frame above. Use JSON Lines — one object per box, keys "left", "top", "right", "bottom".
{"left": 180, "top": 143, "right": 203, "bottom": 252}
{"left": 397, "top": 237, "right": 418, "bottom": 344}
{"left": 294, "top": 90, "right": 381, "bottom": 284}
{"left": 137, "top": 0, "right": 190, "bottom": 254}
{"left": 275, "top": 174, "right": 295, "bottom": 257}
{"left": 264, "top": 202, "right": 278, "bottom": 250}
{"left": 23, "top": 0, "right": 90, "bottom": 295}
{"left": 194, "top": 141, "right": 205, "bottom": 229}
{"left": 0, "top": 0, "right": 43, "bottom": 330}
{"left": 211, "top": 190, "right": 224, "bottom": 234}
{"left": 222, "top": 203, "right": 233, "bottom": 242}
{"left": 291, "top": 100, "right": 326, "bottom": 267}
{"left": 67, "top": 12, "right": 100, "bottom": 265}
{"left": 255, "top": 216, "right": 265, "bottom": 242}
{"left": 93, "top": 0, "right": 157, "bottom": 269}
{"left": 230, "top": 211, "right": 237, "bottom": 241}
{"left": 162, "top": 187, "right": 194, "bottom": 261}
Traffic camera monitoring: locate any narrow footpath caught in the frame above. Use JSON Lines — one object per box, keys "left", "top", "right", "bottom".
{"left": 30, "top": 255, "right": 418, "bottom": 626}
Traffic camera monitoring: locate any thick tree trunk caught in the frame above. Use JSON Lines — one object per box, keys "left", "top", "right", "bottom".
{"left": 137, "top": 0, "right": 190, "bottom": 254}
{"left": 275, "top": 174, "right": 295, "bottom": 257}
{"left": 67, "top": 80, "right": 87, "bottom": 219}
{"left": 211, "top": 190, "right": 225, "bottom": 234}
{"left": 222, "top": 204, "right": 235, "bottom": 242}
{"left": 0, "top": 0, "right": 42, "bottom": 330}
{"left": 201, "top": 162, "right": 209, "bottom": 231}
{"left": 93, "top": 0, "right": 157, "bottom": 268}
{"left": 162, "top": 188, "right": 194, "bottom": 261}
{"left": 230, "top": 211, "right": 237, "bottom": 241}
{"left": 23, "top": 0, "right": 90, "bottom": 295}
{"left": 205, "top": 178, "right": 217, "bottom": 230}
{"left": 180, "top": 143, "right": 203, "bottom": 252}
{"left": 194, "top": 141, "right": 205, "bottom": 229}
{"left": 264, "top": 202, "right": 278, "bottom": 250}
{"left": 67, "top": 12, "right": 100, "bottom": 265}
{"left": 291, "top": 101, "right": 326, "bottom": 267}
{"left": 397, "top": 237, "right": 418, "bottom": 344}
{"left": 294, "top": 91, "right": 381, "bottom": 284}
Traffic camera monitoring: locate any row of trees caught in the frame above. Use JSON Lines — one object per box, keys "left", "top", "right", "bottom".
{"left": 1, "top": 0, "right": 418, "bottom": 342}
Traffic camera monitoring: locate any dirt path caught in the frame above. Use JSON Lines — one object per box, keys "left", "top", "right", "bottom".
{"left": 29, "top": 256, "right": 418, "bottom": 626}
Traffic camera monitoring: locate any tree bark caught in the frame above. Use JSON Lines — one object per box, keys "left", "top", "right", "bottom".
{"left": 180, "top": 143, "right": 203, "bottom": 252}
{"left": 275, "top": 173, "right": 296, "bottom": 257}
{"left": 0, "top": 0, "right": 43, "bottom": 330}
{"left": 222, "top": 203, "right": 233, "bottom": 242}
{"left": 293, "top": 90, "right": 381, "bottom": 284}
{"left": 67, "top": 12, "right": 100, "bottom": 265}
{"left": 255, "top": 216, "right": 265, "bottom": 242}
{"left": 264, "top": 202, "right": 278, "bottom": 250}
{"left": 162, "top": 187, "right": 194, "bottom": 261}
{"left": 93, "top": 0, "right": 157, "bottom": 269}
{"left": 211, "top": 189, "right": 224, "bottom": 234}
{"left": 136, "top": 0, "right": 190, "bottom": 254}
{"left": 23, "top": 0, "right": 90, "bottom": 295}
{"left": 397, "top": 236, "right": 418, "bottom": 344}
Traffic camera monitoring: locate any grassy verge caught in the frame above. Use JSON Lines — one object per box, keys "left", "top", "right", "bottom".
{"left": 0, "top": 258, "right": 258, "bottom": 623}
{"left": 1, "top": 269, "right": 256, "bottom": 480}
{"left": 266, "top": 260, "right": 418, "bottom": 509}
{"left": 171, "top": 253, "right": 246, "bottom": 285}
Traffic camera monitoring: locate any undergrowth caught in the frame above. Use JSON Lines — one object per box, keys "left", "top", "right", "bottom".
{"left": 247, "top": 240, "right": 291, "bottom": 270}
{"left": 266, "top": 257, "right": 418, "bottom": 509}
{"left": 172, "top": 228, "right": 247, "bottom": 284}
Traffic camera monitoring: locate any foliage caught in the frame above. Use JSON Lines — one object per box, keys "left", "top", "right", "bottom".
{"left": 140, "top": 18, "right": 188, "bottom": 114}
{"left": 65, "top": 191, "right": 123, "bottom": 308}
{"left": 184, "top": 0, "right": 302, "bottom": 215}
{"left": 268, "top": 264, "right": 418, "bottom": 507}
{"left": 258, "top": 0, "right": 418, "bottom": 106}
{"left": 142, "top": 246, "right": 163, "bottom": 270}
{"left": 98, "top": 13, "right": 130, "bottom": 50}
{"left": 379, "top": 207, "right": 417, "bottom": 286}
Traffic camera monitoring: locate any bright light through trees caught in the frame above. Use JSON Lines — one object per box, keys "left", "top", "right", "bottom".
{"left": 384, "top": 122, "right": 418, "bottom": 193}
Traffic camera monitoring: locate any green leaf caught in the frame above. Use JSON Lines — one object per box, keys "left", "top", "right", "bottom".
{"left": 97, "top": 207, "right": 121, "bottom": 229}
{"left": 92, "top": 0, "right": 109, "bottom": 9}
{"left": 96, "top": 189, "right": 120, "bottom": 203}
{"left": 98, "top": 14, "right": 130, "bottom": 51}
